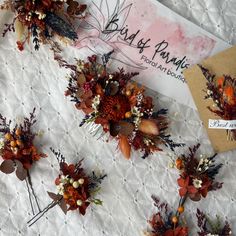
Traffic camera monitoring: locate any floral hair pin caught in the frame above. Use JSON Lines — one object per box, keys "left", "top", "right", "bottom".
{"left": 175, "top": 144, "right": 223, "bottom": 202}
{"left": 27, "top": 148, "right": 107, "bottom": 226}
{"left": 196, "top": 209, "right": 232, "bottom": 236}
{"left": 58, "top": 52, "right": 183, "bottom": 159}
{"left": 199, "top": 65, "right": 236, "bottom": 141}
{"left": 0, "top": 108, "right": 47, "bottom": 214}
{"left": 143, "top": 196, "right": 188, "bottom": 236}
{"left": 0, "top": 0, "right": 87, "bottom": 50}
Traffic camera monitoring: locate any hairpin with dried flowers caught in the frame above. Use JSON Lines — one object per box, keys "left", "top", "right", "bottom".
{"left": 0, "top": 0, "right": 87, "bottom": 51}
{"left": 56, "top": 51, "right": 183, "bottom": 159}
{"left": 143, "top": 196, "right": 189, "bottom": 236}
{"left": 27, "top": 148, "right": 107, "bottom": 226}
{"left": 0, "top": 108, "right": 47, "bottom": 214}
{"left": 196, "top": 209, "right": 232, "bottom": 236}
{"left": 199, "top": 65, "right": 236, "bottom": 141}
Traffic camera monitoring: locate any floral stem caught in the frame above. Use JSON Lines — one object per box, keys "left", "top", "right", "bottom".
{"left": 27, "top": 197, "right": 62, "bottom": 227}
{"left": 27, "top": 170, "right": 41, "bottom": 212}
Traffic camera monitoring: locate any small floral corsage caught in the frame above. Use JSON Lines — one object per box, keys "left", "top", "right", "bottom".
{"left": 1, "top": 0, "right": 87, "bottom": 50}
{"left": 28, "top": 148, "right": 107, "bottom": 226}
{"left": 0, "top": 108, "right": 47, "bottom": 213}
{"left": 196, "top": 209, "right": 232, "bottom": 236}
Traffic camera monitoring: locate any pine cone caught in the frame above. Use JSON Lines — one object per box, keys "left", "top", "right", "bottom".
{"left": 45, "top": 12, "right": 78, "bottom": 40}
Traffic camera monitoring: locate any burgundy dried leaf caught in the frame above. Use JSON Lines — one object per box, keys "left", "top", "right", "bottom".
{"left": 15, "top": 163, "right": 27, "bottom": 181}
{"left": 59, "top": 198, "right": 68, "bottom": 215}
{"left": 110, "top": 122, "right": 120, "bottom": 137}
{"left": 119, "top": 121, "right": 134, "bottom": 136}
{"left": 47, "top": 192, "right": 62, "bottom": 201}
{"left": 0, "top": 160, "right": 15, "bottom": 174}
{"left": 189, "top": 193, "right": 201, "bottom": 201}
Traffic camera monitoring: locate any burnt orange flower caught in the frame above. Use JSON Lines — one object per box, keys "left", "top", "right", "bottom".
{"left": 99, "top": 95, "right": 131, "bottom": 121}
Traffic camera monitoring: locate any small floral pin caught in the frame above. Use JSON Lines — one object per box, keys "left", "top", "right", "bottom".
{"left": 196, "top": 209, "right": 232, "bottom": 236}
{"left": 0, "top": 0, "right": 87, "bottom": 50}
{"left": 0, "top": 108, "right": 47, "bottom": 214}
{"left": 143, "top": 196, "right": 188, "bottom": 236}
{"left": 175, "top": 144, "right": 223, "bottom": 202}
{"left": 27, "top": 148, "right": 107, "bottom": 226}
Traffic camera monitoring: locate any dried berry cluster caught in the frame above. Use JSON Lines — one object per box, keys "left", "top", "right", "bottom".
{"left": 1, "top": 0, "right": 87, "bottom": 50}
{"left": 200, "top": 65, "right": 236, "bottom": 140}
{"left": 0, "top": 108, "right": 47, "bottom": 180}
{"left": 61, "top": 53, "right": 183, "bottom": 159}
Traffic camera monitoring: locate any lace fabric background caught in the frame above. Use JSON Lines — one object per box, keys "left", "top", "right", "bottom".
{"left": 0, "top": 0, "right": 235, "bottom": 235}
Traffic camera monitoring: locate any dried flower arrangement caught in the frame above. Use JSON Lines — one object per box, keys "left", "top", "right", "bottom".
{"left": 27, "top": 148, "right": 107, "bottom": 226}
{"left": 199, "top": 65, "right": 236, "bottom": 141}
{"left": 143, "top": 196, "right": 188, "bottom": 236}
{"left": 0, "top": 108, "right": 47, "bottom": 214}
{"left": 196, "top": 209, "right": 232, "bottom": 236}
{"left": 57, "top": 52, "right": 183, "bottom": 159}
{"left": 175, "top": 144, "right": 223, "bottom": 202}
{"left": 0, "top": 0, "right": 87, "bottom": 50}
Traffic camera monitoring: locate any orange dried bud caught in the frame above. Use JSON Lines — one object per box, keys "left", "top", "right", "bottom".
{"left": 126, "top": 90, "right": 131, "bottom": 96}
{"left": 224, "top": 86, "right": 234, "bottom": 104}
{"left": 175, "top": 158, "right": 183, "bottom": 169}
{"left": 10, "top": 140, "right": 17, "bottom": 147}
{"left": 177, "top": 206, "right": 184, "bottom": 214}
{"left": 15, "top": 128, "right": 22, "bottom": 136}
{"left": 217, "top": 76, "right": 225, "bottom": 87}
{"left": 125, "top": 111, "right": 132, "bottom": 118}
{"left": 5, "top": 133, "right": 12, "bottom": 141}
{"left": 172, "top": 216, "right": 178, "bottom": 224}
{"left": 16, "top": 140, "right": 23, "bottom": 147}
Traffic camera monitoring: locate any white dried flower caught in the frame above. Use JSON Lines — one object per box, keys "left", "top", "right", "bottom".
{"left": 193, "top": 178, "right": 202, "bottom": 189}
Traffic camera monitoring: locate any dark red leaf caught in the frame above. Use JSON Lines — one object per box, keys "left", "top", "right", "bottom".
{"left": 0, "top": 160, "right": 15, "bottom": 174}
{"left": 177, "top": 176, "right": 188, "bottom": 187}
{"left": 59, "top": 198, "right": 68, "bottom": 215}
{"left": 47, "top": 192, "right": 61, "bottom": 201}
{"left": 187, "top": 186, "right": 198, "bottom": 194}
{"left": 189, "top": 193, "right": 201, "bottom": 201}
{"left": 179, "top": 187, "right": 187, "bottom": 197}
{"left": 15, "top": 162, "right": 27, "bottom": 181}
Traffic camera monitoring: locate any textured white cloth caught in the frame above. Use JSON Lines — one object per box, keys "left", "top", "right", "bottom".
{"left": 0, "top": 0, "right": 235, "bottom": 236}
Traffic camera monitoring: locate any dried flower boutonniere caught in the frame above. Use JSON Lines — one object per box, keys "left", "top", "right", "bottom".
{"left": 143, "top": 196, "right": 188, "bottom": 236}
{"left": 0, "top": 0, "right": 87, "bottom": 50}
{"left": 175, "top": 144, "right": 223, "bottom": 202}
{"left": 27, "top": 148, "right": 107, "bottom": 226}
{"left": 196, "top": 209, "right": 232, "bottom": 236}
{"left": 0, "top": 108, "right": 47, "bottom": 214}
{"left": 59, "top": 52, "right": 183, "bottom": 159}
{"left": 200, "top": 65, "right": 236, "bottom": 141}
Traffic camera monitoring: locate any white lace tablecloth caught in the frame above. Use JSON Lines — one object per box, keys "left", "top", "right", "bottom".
{"left": 0, "top": 0, "right": 235, "bottom": 236}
